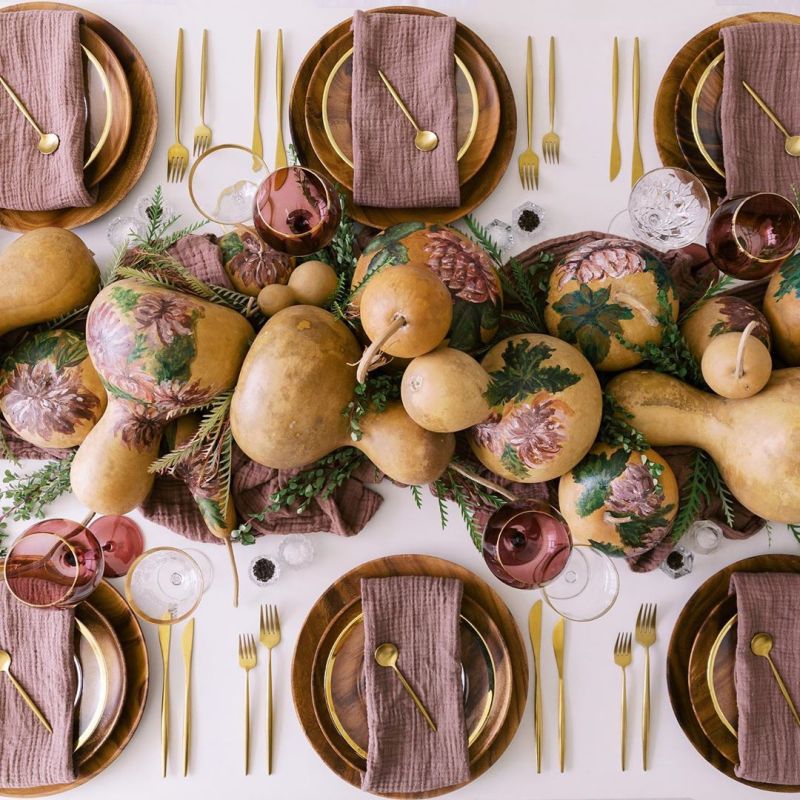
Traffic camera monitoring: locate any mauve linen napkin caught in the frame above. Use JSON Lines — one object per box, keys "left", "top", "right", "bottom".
{"left": 0, "top": 10, "right": 94, "bottom": 211}
{"left": 730, "top": 572, "right": 800, "bottom": 784}
{"left": 0, "top": 585, "right": 76, "bottom": 788}
{"left": 360, "top": 576, "right": 469, "bottom": 794}
{"left": 351, "top": 11, "right": 460, "bottom": 208}
{"left": 721, "top": 23, "right": 800, "bottom": 199}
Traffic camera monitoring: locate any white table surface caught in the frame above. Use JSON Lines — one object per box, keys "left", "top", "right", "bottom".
{"left": 1, "top": 0, "right": 798, "bottom": 797}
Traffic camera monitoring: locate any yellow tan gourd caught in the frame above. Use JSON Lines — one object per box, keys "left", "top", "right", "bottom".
{"left": 257, "top": 259, "right": 340, "bottom": 317}
{"left": 764, "top": 256, "right": 800, "bottom": 365}
{"left": 0, "top": 228, "right": 100, "bottom": 336}
{"left": 230, "top": 305, "right": 454, "bottom": 485}
{"left": 71, "top": 279, "right": 254, "bottom": 514}
{"left": 606, "top": 368, "right": 800, "bottom": 522}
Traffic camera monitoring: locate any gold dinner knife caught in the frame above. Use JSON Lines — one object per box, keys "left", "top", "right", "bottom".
{"left": 159, "top": 621, "right": 171, "bottom": 778}
{"left": 528, "top": 600, "right": 543, "bottom": 772}
{"left": 610, "top": 37, "right": 621, "bottom": 181}
{"left": 631, "top": 37, "right": 643, "bottom": 186}
{"left": 275, "top": 29, "right": 287, "bottom": 170}
{"left": 553, "top": 615, "right": 566, "bottom": 773}
{"left": 252, "top": 29, "right": 263, "bottom": 171}
{"left": 181, "top": 618, "right": 195, "bottom": 777}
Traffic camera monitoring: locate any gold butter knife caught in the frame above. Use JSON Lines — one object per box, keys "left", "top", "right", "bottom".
{"left": 528, "top": 600, "right": 543, "bottom": 772}
{"left": 181, "top": 618, "right": 195, "bottom": 777}
{"left": 275, "top": 29, "right": 287, "bottom": 170}
{"left": 553, "top": 615, "right": 566, "bottom": 773}
{"left": 610, "top": 37, "right": 621, "bottom": 181}
{"left": 159, "top": 621, "right": 171, "bottom": 778}
{"left": 631, "top": 36, "right": 643, "bottom": 186}
{"left": 252, "top": 29, "right": 263, "bottom": 171}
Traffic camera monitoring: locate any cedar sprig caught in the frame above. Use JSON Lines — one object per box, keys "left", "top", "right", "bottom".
{"left": 597, "top": 393, "right": 651, "bottom": 453}
{"left": 343, "top": 373, "right": 401, "bottom": 441}
{"left": 678, "top": 273, "right": 737, "bottom": 322}
{"left": 409, "top": 485, "right": 423, "bottom": 509}
{"left": 138, "top": 186, "right": 205, "bottom": 250}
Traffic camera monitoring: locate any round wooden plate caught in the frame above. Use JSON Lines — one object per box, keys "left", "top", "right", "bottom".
{"left": 667, "top": 553, "right": 800, "bottom": 792}
{"left": 310, "top": 593, "right": 510, "bottom": 773}
{"left": 675, "top": 39, "right": 725, "bottom": 196}
{"left": 0, "top": 2, "right": 157, "bottom": 232}
{"left": 654, "top": 12, "right": 800, "bottom": 198}
{"left": 687, "top": 593, "right": 738, "bottom": 765}
{"left": 0, "top": 580, "right": 148, "bottom": 798}
{"left": 292, "top": 554, "right": 527, "bottom": 799}
{"left": 290, "top": 6, "right": 515, "bottom": 229}
{"left": 305, "top": 30, "right": 499, "bottom": 191}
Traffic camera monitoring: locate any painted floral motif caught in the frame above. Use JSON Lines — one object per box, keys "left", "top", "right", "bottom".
{"left": 114, "top": 404, "right": 163, "bottom": 449}
{"left": 219, "top": 229, "right": 292, "bottom": 290}
{"left": 87, "top": 301, "right": 135, "bottom": 376}
{"left": 553, "top": 238, "right": 647, "bottom": 290}
{"left": 423, "top": 228, "right": 501, "bottom": 305}
{"left": 133, "top": 294, "right": 196, "bottom": 345}
{"left": 710, "top": 296, "right": 771, "bottom": 347}
{"left": 606, "top": 461, "right": 663, "bottom": 519}
{"left": 1, "top": 361, "right": 100, "bottom": 440}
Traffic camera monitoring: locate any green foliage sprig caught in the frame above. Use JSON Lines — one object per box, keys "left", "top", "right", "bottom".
{"left": 139, "top": 186, "right": 205, "bottom": 250}
{"left": 678, "top": 273, "right": 737, "bottom": 321}
{"left": 597, "top": 394, "right": 650, "bottom": 453}
{"left": 343, "top": 374, "right": 401, "bottom": 441}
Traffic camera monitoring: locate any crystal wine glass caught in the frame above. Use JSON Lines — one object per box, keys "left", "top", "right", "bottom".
{"left": 707, "top": 192, "right": 800, "bottom": 280}
{"left": 4, "top": 519, "right": 104, "bottom": 608}
{"left": 125, "top": 547, "right": 204, "bottom": 625}
{"left": 253, "top": 166, "right": 342, "bottom": 256}
{"left": 88, "top": 515, "right": 144, "bottom": 578}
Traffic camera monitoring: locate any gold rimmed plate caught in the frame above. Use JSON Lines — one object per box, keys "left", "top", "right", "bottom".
{"left": 314, "top": 594, "right": 502, "bottom": 769}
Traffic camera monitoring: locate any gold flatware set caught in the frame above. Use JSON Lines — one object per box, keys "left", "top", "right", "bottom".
{"left": 375, "top": 642, "right": 437, "bottom": 731}
{"left": 613, "top": 632, "right": 632, "bottom": 770}
{"left": 0, "top": 648, "right": 51, "bottom": 733}
{"left": 750, "top": 631, "right": 800, "bottom": 725}
{"left": 377, "top": 69, "right": 439, "bottom": 153}
{"left": 240, "top": 604, "right": 282, "bottom": 775}
{"left": 609, "top": 37, "right": 644, "bottom": 184}
{"left": 742, "top": 80, "right": 800, "bottom": 157}
{"left": 192, "top": 29, "right": 212, "bottom": 157}
{"left": 0, "top": 76, "right": 59, "bottom": 155}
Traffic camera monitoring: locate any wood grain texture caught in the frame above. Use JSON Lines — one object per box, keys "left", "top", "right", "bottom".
{"left": 654, "top": 12, "right": 800, "bottom": 200}
{"left": 292, "top": 554, "right": 528, "bottom": 799}
{"left": 0, "top": 580, "right": 149, "bottom": 797}
{"left": 0, "top": 2, "right": 157, "bottom": 232}
{"left": 304, "top": 30, "right": 500, "bottom": 191}
{"left": 289, "top": 6, "right": 516, "bottom": 229}
{"left": 667, "top": 553, "right": 800, "bottom": 792}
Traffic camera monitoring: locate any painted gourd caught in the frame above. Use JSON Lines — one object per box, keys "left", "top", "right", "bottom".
{"left": 544, "top": 237, "right": 679, "bottom": 371}
{"left": 71, "top": 279, "right": 255, "bottom": 514}
{"left": 0, "top": 228, "right": 100, "bottom": 336}
{"left": 558, "top": 444, "right": 679, "bottom": 557}
{"left": 351, "top": 222, "right": 503, "bottom": 353}
{"left": 0, "top": 329, "right": 106, "bottom": 449}
{"left": 230, "top": 305, "right": 455, "bottom": 486}
{"left": 467, "top": 334, "right": 602, "bottom": 483}
{"left": 606, "top": 368, "right": 800, "bottom": 523}
{"left": 764, "top": 253, "right": 800, "bottom": 365}
{"left": 217, "top": 227, "right": 292, "bottom": 296}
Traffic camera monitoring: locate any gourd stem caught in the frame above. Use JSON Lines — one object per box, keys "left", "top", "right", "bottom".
{"left": 225, "top": 536, "right": 239, "bottom": 608}
{"left": 448, "top": 462, "right": 518, "bottom": 503}
{"left": 355, "top": 315, "right": 406, "bottom": 383}
{"left": 735, "top": 321, "right": 758, "bottom": 380}
{"left": 611, "top": 291, "right": 659, "bottom": 327}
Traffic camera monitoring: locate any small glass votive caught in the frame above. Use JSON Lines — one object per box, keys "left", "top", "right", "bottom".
{"left": 687, "top": 519, "right": 724, "bottom": 555}
{"left": 660, "top": 544, "right": 694, "bottom": 579}
{"left": 249, "top": 555, "right": 281, "bottom": 587}
{"left": 277, "top": 534, "right": 315, "bottom": 569}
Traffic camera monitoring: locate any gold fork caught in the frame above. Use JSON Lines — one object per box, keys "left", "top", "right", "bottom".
{"left": 260, "top": 604, "right": 281, "bottom": 774}
{"left": 167, "top": 28, "right": 189, "bottom": 182}
{"left": 517, "top": 36, "right": 538, "bottom": 190}
{"left": 238, "top": 634, "right": 257, "bottom": 775}
{"left": 613, "top": 632, "right": 632, "bottom": 771}
{"left": 542, "top": 36, "right": 560, "bottom": 164}
{"left": 635, "top": 603, "right": 657, "bottom": 770}
{"left": 192, "top": 29, "right": 211, "bottom": 157}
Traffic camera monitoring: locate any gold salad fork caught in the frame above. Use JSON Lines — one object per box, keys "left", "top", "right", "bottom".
{"left": 635, "top": 603, "right": 657, "bottom": 770}
{"left": 192, "top": 29, "right": 212, "bottom": 157}
{"left": 239, "top": 634, "right": 257, "bottom": 775}
{"left": 518, "top": 36, "right": 539, "bottom": 189}
{"left": 260, "top": 605, "right": 281, "bottom": 774}
{"left": 167, "top": 28, "right": 189, "bottom": 182}
{"left": 613, "top": 632, "right": 632, "bottom": 771}
{"left": 541, "top": 36, "right": 560, "bottom": 164}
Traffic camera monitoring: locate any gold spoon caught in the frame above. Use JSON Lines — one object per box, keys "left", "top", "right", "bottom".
{"left": 750, "top": 632, "right": 800, "bottom": 726}
{"left": 374, "top": 642, "right": 437, "bottom": 731}
{"left": 0, "top": 649, "right": 52, "bottom": 733}
{"left": 742, "top": 81, "right": 800, "bottom": 157}
{"left": 376, "top": 70, "right": 438, "bottom": 153}
{"left": 0, "top": 75, "right": 59, "bottom": 155}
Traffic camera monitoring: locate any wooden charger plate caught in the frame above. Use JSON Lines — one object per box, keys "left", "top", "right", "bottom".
{"left": 0, "top": 580, "right": 148, "bottom": 797}
{"left": 667, "top": 553, "right": 800, "bottom": 792}
{"left": 310, "top": 593, "right": 510, "bottom": 773}
{"left": 293, "top": 554, "right": 527, "bottom": 798}
{"left": 305, "top": 30, "right": 499, "bottom": 191}
{"left": 0, "top": 2, "right": 157, "bottom": 232}
{"left": 654, "top": 11, "right": 800, "bottom": 200}
{"left": 290, "top": 6, "right": 516, "bottom": 229}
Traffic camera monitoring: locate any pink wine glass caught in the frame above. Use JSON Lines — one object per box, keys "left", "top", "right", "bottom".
{"left": 89, "top": 515, "right": 145, "bottom": 578}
